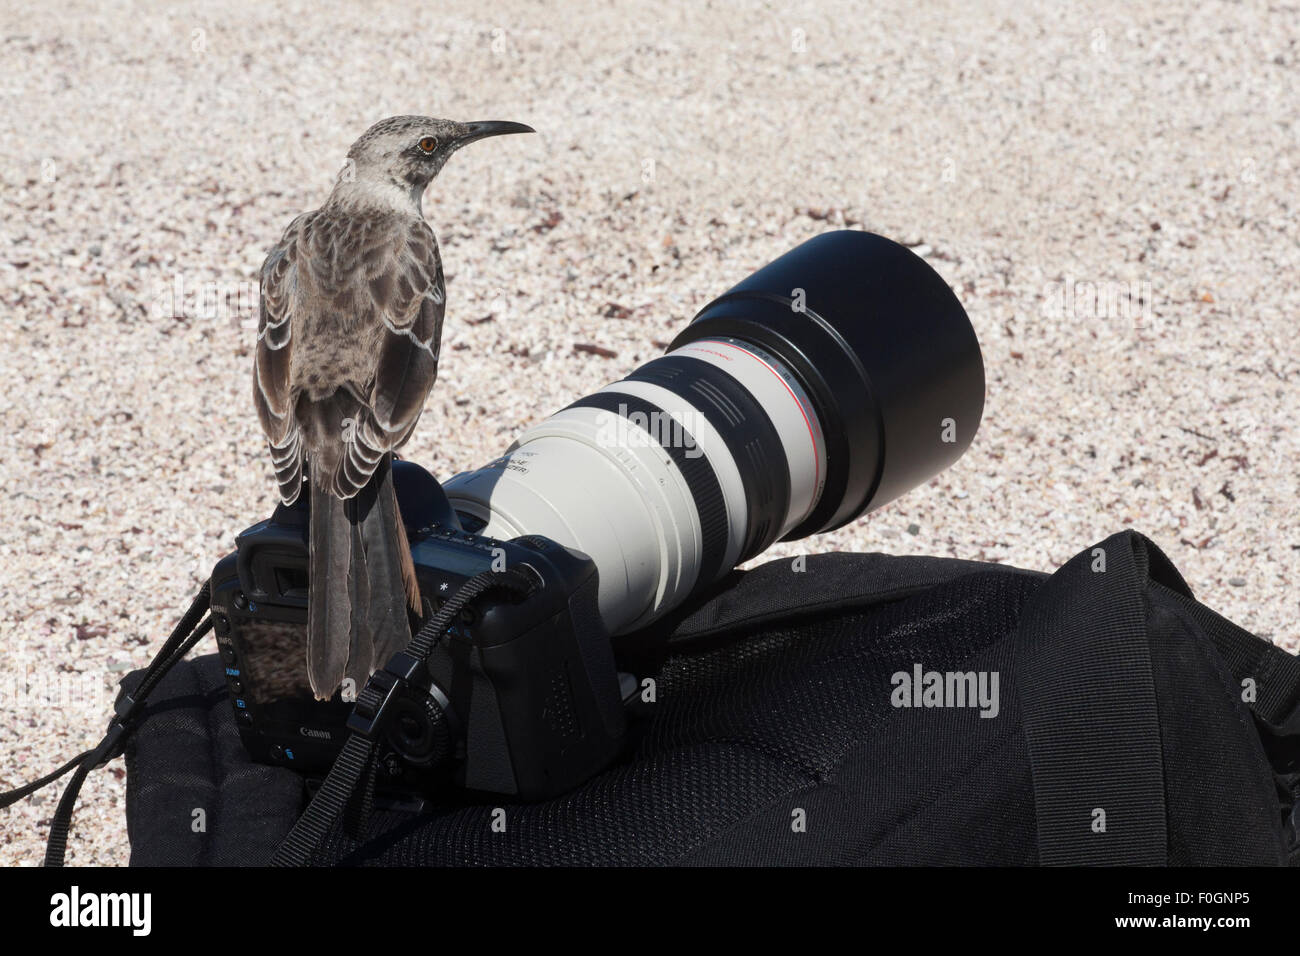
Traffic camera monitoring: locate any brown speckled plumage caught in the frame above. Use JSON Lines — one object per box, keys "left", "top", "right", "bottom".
{"left": 252, "top": 115, "right": 533, "bottom": 699}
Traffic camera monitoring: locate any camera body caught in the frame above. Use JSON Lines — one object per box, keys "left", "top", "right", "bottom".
{"left": 209, "top": 461, "right": 629, "bottom": 800}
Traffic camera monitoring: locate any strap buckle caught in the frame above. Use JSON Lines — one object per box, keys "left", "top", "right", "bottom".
{"left": 346, "top": 652, "right": 421, "bottom": 739}
{"left": 87, "top": 685, "right": 141, "bottom": 769}
{"left": 88, "top": 719, "right": 131, "bottom": 770}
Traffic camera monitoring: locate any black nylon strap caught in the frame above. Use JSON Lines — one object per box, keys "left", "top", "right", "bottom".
{"left": 0, "top": 581, "right": 214, "bottom": 866}
{"left": 127, "top": 615, "right": 216, "bottom": 719}
{"left": 1014, "top": 531, "right": 1168, "bottom": 866}
{"left": 0, "top": 750, "right": 91, "bottom": 810}
{"left": 43, "top": 762, "right": 93, "bottom": 867}
{"left": 117, "top": 582, "right": 214, "bottom": 725}
{"left": 43, "top": 614, "right": 216, "bottom": 867}
{"left": 271, "top": 568, "right": 536, "bottom": 867}
{"left": 272, "top": 734, "right": 380, "bottom": 866}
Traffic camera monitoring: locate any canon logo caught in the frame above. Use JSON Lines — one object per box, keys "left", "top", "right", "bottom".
{"left": 299, "top": 726, "right": 332, "bottom": 740}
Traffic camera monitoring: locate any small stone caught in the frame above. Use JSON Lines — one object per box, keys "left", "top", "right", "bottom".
{"left": 1228, "top": 577, "right": 1247, "bottom": 587}
{"left": 907, "top": 523, "right": 921, "bottom": 535}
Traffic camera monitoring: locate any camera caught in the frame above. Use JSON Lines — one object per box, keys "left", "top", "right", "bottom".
{"left": 211, "top": 230, "right": 985, "bottom": 800}
{"left": 209, "top": 468, "right": 628, "bottom": 801}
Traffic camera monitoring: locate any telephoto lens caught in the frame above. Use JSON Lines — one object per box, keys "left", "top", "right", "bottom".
{"left": 443, "top": 230, "right": 985, "bottom": 635}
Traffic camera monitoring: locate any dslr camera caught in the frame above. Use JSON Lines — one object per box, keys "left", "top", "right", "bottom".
{"left": 209, "top": 231, "right": 985, "bottom": 801}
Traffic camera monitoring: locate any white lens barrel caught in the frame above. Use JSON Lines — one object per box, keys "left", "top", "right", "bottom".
{"left": 442, "top": 340, "right": 825, "bottom": 635}
{"left": 442, "top": 413, "right": 704, "bottom": 634}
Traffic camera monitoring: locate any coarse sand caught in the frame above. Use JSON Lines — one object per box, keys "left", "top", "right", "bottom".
{"left": 1, "top": 0, "right": 1296, "bottom": 864}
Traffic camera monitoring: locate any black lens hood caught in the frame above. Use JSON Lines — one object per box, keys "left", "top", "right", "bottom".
{"left": 669, "top": 230, "right": 985, "bottom": 538}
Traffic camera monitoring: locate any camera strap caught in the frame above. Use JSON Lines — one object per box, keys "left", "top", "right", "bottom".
{"left": 272, "top": 567, "right": 537, "bottom": 867}
{"left": 0, "top": 581, "right": 213, "bottom": 866}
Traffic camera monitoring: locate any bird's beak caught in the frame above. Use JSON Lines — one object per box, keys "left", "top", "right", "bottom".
{"left": 457, "top": 120, "right": 535, "bottom": 145}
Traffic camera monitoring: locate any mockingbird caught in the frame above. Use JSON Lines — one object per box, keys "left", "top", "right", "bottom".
{"left": 253, "top": 115, "right": 533, "bottom": 699}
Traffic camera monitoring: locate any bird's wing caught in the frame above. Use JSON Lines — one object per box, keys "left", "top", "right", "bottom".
{"left": 253, "top": 214, "right": 307, "bottom": 503}
{"left": 331, "top": 218, "right": 445, "bottom": 498}
{"left": 368, "top": 218, "right": 444, "bottom": 442}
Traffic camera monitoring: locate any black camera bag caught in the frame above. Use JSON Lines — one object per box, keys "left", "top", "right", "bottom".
{"left": 119, "top": 530, "right": 1300, "bottom": 866}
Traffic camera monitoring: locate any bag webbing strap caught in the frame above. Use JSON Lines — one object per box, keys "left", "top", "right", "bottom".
{"left": 1014, "top": 531, "right": 1168, "bottom": 866}
{"left": 0, "top": 581, "right": 213, "bottom": 866}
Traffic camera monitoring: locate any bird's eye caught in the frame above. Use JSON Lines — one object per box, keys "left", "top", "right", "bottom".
{"left": 418, "top": 137, "right": 438, "bottom": 154}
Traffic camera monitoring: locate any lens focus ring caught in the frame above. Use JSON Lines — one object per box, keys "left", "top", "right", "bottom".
{"left": 564, "top": 391, "right": 730, "bottom": 589}
{"left": 625, "top": 356, "right": 790, "bottom": 562}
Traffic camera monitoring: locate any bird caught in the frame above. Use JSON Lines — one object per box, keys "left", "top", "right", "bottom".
{"left": 252, "top": 116, "right": 534, "bottom": 700}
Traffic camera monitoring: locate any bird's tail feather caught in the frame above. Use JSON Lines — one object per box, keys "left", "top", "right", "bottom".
{"left": 355, "top": 455, "right": 420, "bottom": 670}
{"left": 307, "top": 453, "right": 420, "bottom": 700}
{"left": 307, "top": 474, "right": 353, "bottom": 699}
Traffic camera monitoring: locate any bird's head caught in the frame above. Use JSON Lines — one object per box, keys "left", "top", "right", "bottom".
{"left": 334, "top": 115, "right": 534, "bottom": 209}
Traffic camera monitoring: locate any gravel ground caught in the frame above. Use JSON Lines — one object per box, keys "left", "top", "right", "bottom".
{"left": 1, "top": 0, "right": 1297, "bottom": 865}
